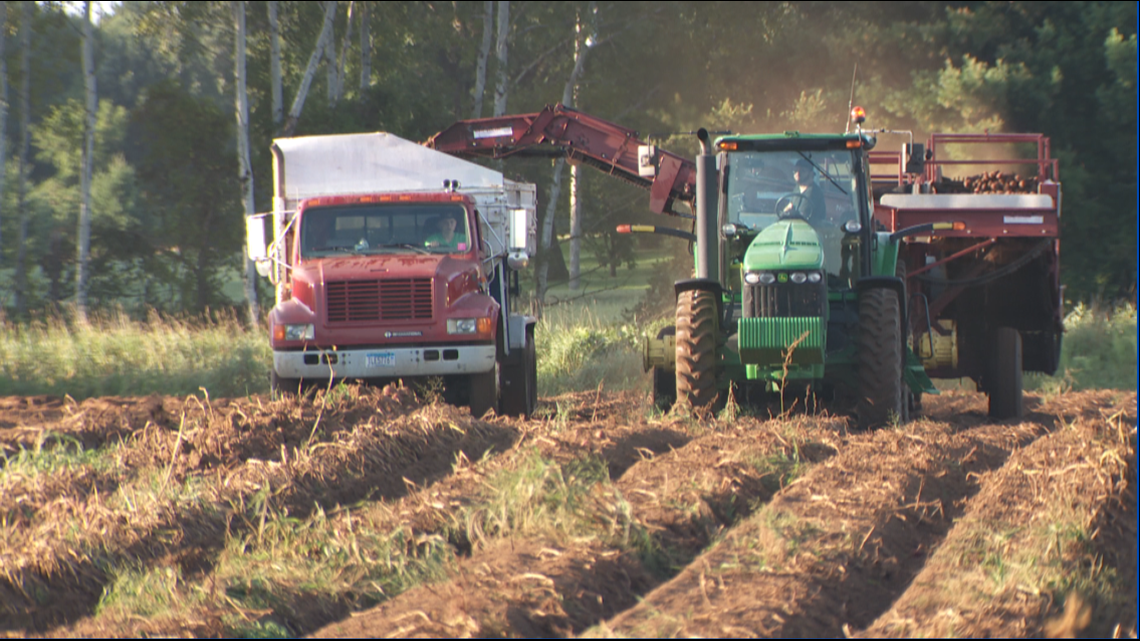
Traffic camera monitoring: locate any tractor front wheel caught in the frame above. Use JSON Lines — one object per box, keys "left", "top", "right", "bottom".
{"left": 857, "top": 287, "right": 904, "bottom": 429}
{"left": 675, "top": 289, "right": 723, "bottom": 409}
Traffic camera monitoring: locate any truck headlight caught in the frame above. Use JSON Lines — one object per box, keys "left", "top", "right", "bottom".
{"left": 448, "top": 318, "right": 493, "bottom": 335}
{"left": 279, "top": 324, "right": 314, "bottom": 341}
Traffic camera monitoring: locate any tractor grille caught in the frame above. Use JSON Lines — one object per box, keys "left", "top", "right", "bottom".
{"left": 326, "top": 279, "right": 433, "bottom": 323}
{"left": 743, "top": 281, "right": 825, "bottom": 318}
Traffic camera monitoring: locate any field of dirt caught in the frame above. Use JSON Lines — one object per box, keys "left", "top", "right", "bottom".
{"left": 0, "top": 385, "right": 1135, "bottom": 638}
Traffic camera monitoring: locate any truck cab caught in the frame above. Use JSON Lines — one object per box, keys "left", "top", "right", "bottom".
{"left": 247, "top": 132, "right": 538, "bottom": 417}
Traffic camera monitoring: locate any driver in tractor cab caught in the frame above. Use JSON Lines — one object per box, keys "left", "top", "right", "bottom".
{"left": 781, "top": 158, "right": 827, "bottom": 223}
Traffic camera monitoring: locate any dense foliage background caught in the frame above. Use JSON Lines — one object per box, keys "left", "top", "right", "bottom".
{"left": 0, "top": 1, "right": 1135, "bottom": 318}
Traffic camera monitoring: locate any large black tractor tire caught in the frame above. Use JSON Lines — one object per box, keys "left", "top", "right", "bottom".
{"left": 499, "top": 325, "right": 538, "bottom": 418}
{"left": 270, "top": 369, "right": 303, "bottom": 397}
{"left": 987, "top": 327, "right": 1024, "bottom": 419}
{"left": 675, "top": 289, "right": 723, "bottom": 410}
{"left": 857, "top": 287, "right": 905, "bottom": 429}
{"left": 468, "top": 364, "right": 499, "bottom": 418}
{"left": 652, "top": 326, "right": 677, "bottom": 411}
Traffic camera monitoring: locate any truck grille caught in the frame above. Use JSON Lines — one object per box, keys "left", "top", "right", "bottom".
{"left": 326, "top": 279, "right": 433, "bottom": 323}
{"left": 743, "top": 281, "right": 825, "bottom": 318}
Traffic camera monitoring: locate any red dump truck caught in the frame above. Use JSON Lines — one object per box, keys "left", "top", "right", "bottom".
{"left": 245, "top": 132, "right": 539, "bottom": 417}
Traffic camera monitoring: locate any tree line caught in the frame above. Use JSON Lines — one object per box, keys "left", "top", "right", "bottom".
{"left": 0, "top": 1, "right": 1134, "bottom": 322}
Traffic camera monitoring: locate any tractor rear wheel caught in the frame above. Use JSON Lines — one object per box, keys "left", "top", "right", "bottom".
{"left": 857, "top": 287, "right": 904, "bottom": 429}
{"left": 652, "top": 326, "right": 677, "bottom": 411}
{"left": 987, "top": 327, "right": 1023, "bottom": 419}
{"left": 675, "top": 289, "right": 723, "bottom": 409}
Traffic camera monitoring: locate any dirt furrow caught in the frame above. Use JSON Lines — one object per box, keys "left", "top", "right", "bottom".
{"left": 598, "top": 410, "right": 1047, "bottom": 637}
{"left": 307, "top": 411, "right": 845, "bottom": 638}
{"left": 863, "top": 405, "right": 1136, "bottom": 638}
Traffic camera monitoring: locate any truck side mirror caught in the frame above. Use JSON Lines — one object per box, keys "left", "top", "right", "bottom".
{"left": 508, "top": 207, "right": 535, "bottom": 270}
{"left": 246, "top": 214, "right": 270, "bottom": 263}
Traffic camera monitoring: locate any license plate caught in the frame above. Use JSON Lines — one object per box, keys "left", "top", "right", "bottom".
{"left": 366, "top": 352, "right": 396, "bottom": 368}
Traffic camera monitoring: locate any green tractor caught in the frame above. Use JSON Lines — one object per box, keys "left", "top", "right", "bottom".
{"left": 647, "top": 126, "right": 936, "bottom": 427}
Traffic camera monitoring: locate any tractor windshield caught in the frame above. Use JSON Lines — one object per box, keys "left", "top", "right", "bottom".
{"left": 300, "top": 203, "right": 472, "bottom": 258}
{"left": 726, "top": 149, "right": 860, "bottom": 231}
{"left": 726, "top": 149, "right": 862, "bottom": 281}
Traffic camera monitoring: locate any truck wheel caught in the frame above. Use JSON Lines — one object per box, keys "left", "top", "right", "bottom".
{"left": 857, "top": 287, "right": 904, "bottom": 429}
{"left": 499, "top": 325, "right": 537, "bottom": 418}
{"left": 270, "top": 370, "right": 302, "bottom": 397}
{"left": 987, "top": 327, "right": 1023, "bottom": 419}
{"left": 652, "top": 327, "right": 677, "bottom": 411}
{"left": 675, "top": 290, "right": 723, "bottom": 409}
{"left": 468, "top": 364, "right": 499, "bottom": 418}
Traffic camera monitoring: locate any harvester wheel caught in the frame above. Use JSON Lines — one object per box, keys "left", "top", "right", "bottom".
{"left": 857, "top": 287, "right": 904, "bottom": 429}
{"left": 499, "top": 325, "right": 537, "bottom": 418}
{"left": 468, "top": 363, "right": 499, "bottom": 418}
{"left": 652, "top": 327, "right": 677, "bottom": 411}
{"left": 675, "top": 289, "right": 723, "bottom": 409}
{"left": 987, "top": 327, "right": 1023, "bottom": 419}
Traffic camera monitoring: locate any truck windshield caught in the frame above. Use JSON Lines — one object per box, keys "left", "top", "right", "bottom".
{"left": 300, "top": 203, "right": 471, "bottom": 258}
{"left": 726, "top": 149, "right": 860, "bottom": 232}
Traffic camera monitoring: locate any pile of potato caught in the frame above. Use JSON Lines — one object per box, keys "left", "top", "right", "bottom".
{"left": 936, "top": 171, "right": 1039, "bottom": 194}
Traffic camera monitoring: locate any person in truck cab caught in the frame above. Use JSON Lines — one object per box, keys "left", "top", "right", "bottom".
{"left": 424, "top": 212, "right": 468, "bottom": 251}
{"left": 781, "top": 158, "right": 827, "bottom": 222}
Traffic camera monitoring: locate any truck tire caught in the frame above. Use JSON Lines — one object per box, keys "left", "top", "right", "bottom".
{"left": 469, "top": 364, "right": 499, "bottom": 418}
{"left": 675, "top": 289, "right": 723, "bottom": 409}
{"left": 270, "top": 370, "right": 302, "bottom": 397}
{"left": 499, "top": 325, "right": 537, "bottom": 418}
{"left": 652, "top": 326, "right": 677, "bottom": 411}
{"left": 988, "top": 327, "right": 1023, "bottom": 419}
{"left": 857, "top": 287, "right": 904, "bottom": 429}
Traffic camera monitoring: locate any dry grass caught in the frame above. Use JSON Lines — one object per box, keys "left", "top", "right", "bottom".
{"left": 863, "top": 406, "right": 1136, "bottom": 638}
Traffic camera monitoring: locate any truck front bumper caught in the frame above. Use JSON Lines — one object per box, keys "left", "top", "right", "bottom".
{"left": 273, "top": 344, "right": 496, "bottom": 380}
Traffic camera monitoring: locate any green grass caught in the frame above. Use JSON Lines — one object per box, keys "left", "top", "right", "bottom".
{"left": 1027, "top": 302, "right": 1137, "bottom": 392}
{"left": 0, "top": 310, "right": 271, "bottom": 400}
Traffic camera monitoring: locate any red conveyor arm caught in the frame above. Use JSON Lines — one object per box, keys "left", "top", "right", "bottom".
{"left": 425, "top": 104, "right": 696, "bottom": 216}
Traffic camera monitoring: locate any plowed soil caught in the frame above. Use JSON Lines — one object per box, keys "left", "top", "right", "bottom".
{"left": 0, "top": 386, "right": 1134, "bottom": 639}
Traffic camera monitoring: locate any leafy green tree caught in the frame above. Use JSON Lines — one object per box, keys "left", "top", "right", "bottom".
{"left": 129, "top": 81, "right": 241, "bottom": 312}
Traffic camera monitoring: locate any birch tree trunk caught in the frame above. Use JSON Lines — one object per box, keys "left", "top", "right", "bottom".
{"left": 325, "top": 0, "right": 338, "bottom": 107}
{"left": 282, "top": 1, "right": 336, "bottom": 136}
{"left": 234, "top": 0, "right": 258, "bottom": 325}
{"left": 471, "top": 0, "right": 492, "bottom": 119}
{"left": 14, "top": 0, "right": 30, "bottom": 316}
{"left": 492, "top": 0, "right": 509, "bottom": 116}
{"left": 76, "top": 1, "right": 96, "bottom": 324}
{"left": 535, "top": 157, "right": 565, "bottom": 309}
{"left": 337, "top": 1, "right": 354, "bottom": 100}
{"left": 568, "top": 2, "right": 596, "bottom": 291}
{"left": 269, "top": 0, "right": 282, "bottom": 128}
{"left": 537, "top": 4, "right": 594, "bottom": 304}
{"left": 0, "top": 1, "right": 8, "bottom": 268}
{"left": 359, "top": 1, "right": 370, "bottom": 88}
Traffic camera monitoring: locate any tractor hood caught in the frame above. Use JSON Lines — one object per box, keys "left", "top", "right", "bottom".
{"left": 742, "top": 220, "right": 824, "bottom": 272}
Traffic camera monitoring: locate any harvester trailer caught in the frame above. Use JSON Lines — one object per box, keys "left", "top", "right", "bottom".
{"left": 427, "top": 105, "right": 1061, "bottom": 425}
{"left": 245, "top": 132, "right": 539, "bottom": 418}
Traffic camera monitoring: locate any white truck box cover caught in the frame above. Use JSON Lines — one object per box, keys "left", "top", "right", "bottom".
{"left": 273, "top": 132, "right": 516, "bottom": 210}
